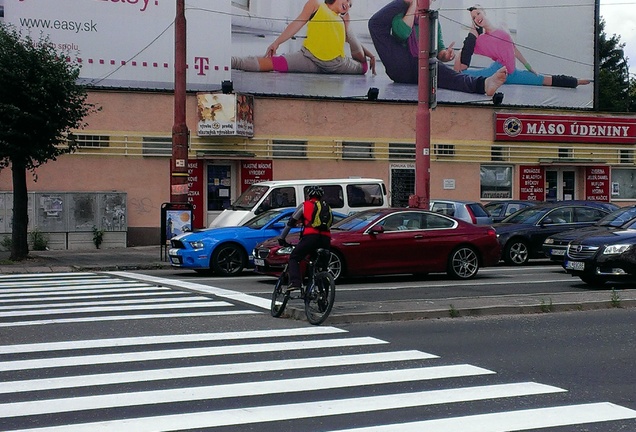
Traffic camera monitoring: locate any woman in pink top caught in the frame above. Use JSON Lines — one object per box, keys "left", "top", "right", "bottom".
{"left": 455, "top": 5, "right": 590, "bottom": 88}
{"left": 231, "top": 0, "right": 375, "bottom": 75}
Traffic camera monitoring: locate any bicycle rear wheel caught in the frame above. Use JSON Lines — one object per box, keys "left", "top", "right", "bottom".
{"left": 271, "top": 271, "right": 290, "bottom": 317}
{"left": 304, "top": 271, "right": 335, "bottom": 325}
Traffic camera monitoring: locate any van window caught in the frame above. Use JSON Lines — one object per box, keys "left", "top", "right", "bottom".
{"left": 259, "top": 187, "right": 296, "bottom": 211}
{"left": 303, "top": 185, "right": 345, "bottom": 209}
{"left": 347, "top": 184, "right": 385, "bottom": 208}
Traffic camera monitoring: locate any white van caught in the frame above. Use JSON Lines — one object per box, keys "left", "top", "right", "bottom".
{"left": 209, "top": 178, "right": 388, "bottom": 227}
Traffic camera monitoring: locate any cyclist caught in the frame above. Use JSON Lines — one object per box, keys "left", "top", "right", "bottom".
{"left": 278, "top": 186, "right": 331, "bottom": 292}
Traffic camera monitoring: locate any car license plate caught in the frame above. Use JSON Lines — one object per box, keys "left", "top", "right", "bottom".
{"left": 565, "top": 260, "right": 585, "bottom": 271}
{"left": 551, "top": 249, "right": 566, "bottom": 256}
{"left": 254, "top": 258, "right": 265, "bottom": 267}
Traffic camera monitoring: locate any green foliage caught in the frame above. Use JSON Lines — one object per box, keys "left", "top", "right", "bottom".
{"left": 0, "top": 24, "right": 97, "bottom": 260}
{"left": 0, "top": 236, "right": 11, "bottom": 251}
{"left": 597, "top": 18, "right": 633, "bottom": 112}
{"left": 610, "top": 289, "right": 621, "bottom": 308}
{"left": 448, "top": 304, "right": 460, "bottom": 318}
{"left": 540, "top": 298, "right": 553, "bottom": 313}
{"left": 28, "top": 229, "right": 49, "bottom": 251}
{"left": 92, "top": 226, "right": 105, "bottom": 249}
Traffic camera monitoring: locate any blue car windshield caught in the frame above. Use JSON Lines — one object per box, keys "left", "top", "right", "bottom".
{"left": 244, "top": 209, "right": 287, "bottom": 229}
{"left": 332, "top": 210, "right": 384, "bottom": 231}
{"left": 501, "top": 207, "right": 547, "bottom": 224}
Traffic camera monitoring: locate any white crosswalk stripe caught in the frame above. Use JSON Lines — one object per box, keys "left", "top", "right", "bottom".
{"left": 0, "top": 272, "right": 261, "bottom": 328}
{"left": 0, "top": 272, "right": 634, "bottom": 432}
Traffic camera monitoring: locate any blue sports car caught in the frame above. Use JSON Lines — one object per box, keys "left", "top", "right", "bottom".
{"left": 168, "top": 207, "right": 344, "bottom": 276}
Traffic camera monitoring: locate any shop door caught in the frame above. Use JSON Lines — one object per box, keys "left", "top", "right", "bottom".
{"left": 545, "top": 169, "right": 576, "bottom": 201}
{"left": 206, "top": 164, "right": 233, "bottom": 224}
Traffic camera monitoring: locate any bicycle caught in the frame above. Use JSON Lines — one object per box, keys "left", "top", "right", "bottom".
{"left": 270, "top": 246, "right": 335, "bottom": 325}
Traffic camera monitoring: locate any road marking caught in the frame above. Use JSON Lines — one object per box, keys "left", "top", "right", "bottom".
{"left": 0, "top": 310, "right": 260, "bottom": 328}
{"left": 1, "top": 365, "right": 496, "bottom": 418}
{"left": 5, "top": 383, "right": 565, "bottom": 431}
{"left": 0, "top": 326, "right": 347, "bottom": 354}
{"left": 0, "top": 337, "right": 387, "bottom": 371}
{"left": 113, "top": 271, "right": 272, "bottom": 309}
{"left": 0, "top": 290, "right": 186, "bottom": 303}
{"left": 0, "top": 296, "right": 217, "bottom": 310}
{"left": 0, "top": 350, "right": 436, "bottom": 394}
{"left": 331, "top": 403, "right": 636, "bottom": 431}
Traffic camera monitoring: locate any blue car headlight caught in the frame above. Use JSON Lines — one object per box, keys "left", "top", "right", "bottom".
{"left": 189, "top": 240, "right": 205, "bottom": 250}
{"left": 603, "top": 244, "right": 632, "bottom": 255}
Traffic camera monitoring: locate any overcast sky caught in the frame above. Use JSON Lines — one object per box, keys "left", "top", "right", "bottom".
{"left": 600, "top": 0, "right": 636, "bottom": 75}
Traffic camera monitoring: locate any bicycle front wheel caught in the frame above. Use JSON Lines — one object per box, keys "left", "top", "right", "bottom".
{"left": 304, "top": 271, "right": 335, "bottom": 325}
{"left": 271, "top": 271, "right": 290, "bottom": 317}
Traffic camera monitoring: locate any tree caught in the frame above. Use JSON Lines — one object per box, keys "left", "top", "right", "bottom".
{"left": 597, "top": 18, "right": 631, "bottom": 112}
{"left": 0, "top": 25, "right": 96, "bottom": 260}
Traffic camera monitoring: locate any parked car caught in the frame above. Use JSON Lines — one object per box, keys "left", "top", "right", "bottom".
{"left": 494, "top": 202, "right": 612, "bottom": 265}
{"left": 253, "top": 208, "right": 501, "bottom": 281}
{"left": 563, "top": 218, "right": 636, "bottom": 286}
{"left": 543, "top": 205, "right": 636, "bottom": 262}
{"left": 485, "top": 200, "right": 538, "bottom": 223}
{"left": 169, "top": 207, "right": 346, "bottom": 275}
{"left": 429, "top": 199, "right": 493, "bottom": 225}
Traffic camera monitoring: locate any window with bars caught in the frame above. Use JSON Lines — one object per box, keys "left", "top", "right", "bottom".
{"left": 272, "top": 140, "right": 307, "bottom": 158}
{"left": 619, "top": 149, "right": 634, "bottom": 164}
{"left": 75, "top": 135, "right": 110, "bottom": 148}
{"left": 389, "top": 143, "right": 415, "bottom": 160}
{"left": 342, "top": 141, "right": 373, "bottom": 159}
{"left": 558, "top": 147, "right": 573, "bottom": 158}
{"left": 491, "top": 146, "right": 509, "bottom": 162}
{"left": 434, "top": 144, "right": 455, "bottom": 157}
{"left": 142, "top": 137, "right": 172, "bottom": 156}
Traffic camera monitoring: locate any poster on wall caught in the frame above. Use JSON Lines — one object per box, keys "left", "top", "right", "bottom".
{"left": 4, "top": 0, "right": 596, "bottom": 108}
{"left": 241, "top": 160, "right": 273, "bottom": 192}
{"left": 196, "top": 93, "right": 254, "bottom": 137}
{"left": 585, "top": 166, "right": 610, "bottom": 202}
{"left": 519, "top": 165, "right": 545, "bottom": 201}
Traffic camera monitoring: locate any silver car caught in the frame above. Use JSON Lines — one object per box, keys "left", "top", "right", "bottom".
{"left": 429, "top": 199, "right": 493, "bottom": 225}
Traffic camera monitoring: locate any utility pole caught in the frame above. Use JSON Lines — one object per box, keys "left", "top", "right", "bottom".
{"left": 409, "top": 0, "right": 435, "bottom": 210}
{"left": 171, "top": 0, "right": 189, "bottom": 203}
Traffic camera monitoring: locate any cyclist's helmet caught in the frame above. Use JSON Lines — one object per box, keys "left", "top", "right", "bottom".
{"left": 306, "top": 186, "right": 324, "bottom": 199}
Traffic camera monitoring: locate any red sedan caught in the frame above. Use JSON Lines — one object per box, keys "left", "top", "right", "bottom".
{"left": 253, "top": 208, "right": 501, "bottom": 281}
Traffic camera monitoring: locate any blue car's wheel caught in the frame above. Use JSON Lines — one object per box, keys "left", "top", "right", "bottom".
{"left": 211, "top": 244, "right": 246, "bottom": 276}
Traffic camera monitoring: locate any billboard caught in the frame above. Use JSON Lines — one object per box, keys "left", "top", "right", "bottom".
{"left": 196, "top": 92, "right": 254, "bottom": 137}
{"left": 3, "top": 0, "right": 231, "bottom": 89}
{"left": 4, "top": 0, "right": 596, "bottom": 108}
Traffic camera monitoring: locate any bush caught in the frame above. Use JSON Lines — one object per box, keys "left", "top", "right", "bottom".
{"left": 29, "top": 229, "right": 49, "bottom": 251}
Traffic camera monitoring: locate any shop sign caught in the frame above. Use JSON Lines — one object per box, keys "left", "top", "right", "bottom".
{"left": 585, "top": 166, "right": 610, "bottom": 202}
{"left": 187, "top": 161, "right": 205, "bottom": 229}
{"left": 241, "top": 160, "right": 273, "bottom": 192}
{"left": 496, "top": 113, "right": 636, "bottom": 144}
{"left": 519, "top": 165, "right": 545, "bottom": 201}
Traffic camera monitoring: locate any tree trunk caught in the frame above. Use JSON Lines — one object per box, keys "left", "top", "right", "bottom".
{"left": 10, "top": 160, "right": 29, "bottom": 261}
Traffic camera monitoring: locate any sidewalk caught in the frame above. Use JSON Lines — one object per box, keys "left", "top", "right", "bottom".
{"left": 1, "top": 246, "right": 635, "bottom": 323}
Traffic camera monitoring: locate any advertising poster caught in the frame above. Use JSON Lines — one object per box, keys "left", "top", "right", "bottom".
{"left": 196, "top": 93, "right": 254, "bottom": 137}
{"left": 5, "top": 0, "right": 596, "bottom": 108}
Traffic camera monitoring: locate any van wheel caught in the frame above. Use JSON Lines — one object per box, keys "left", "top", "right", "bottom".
{"left": 211, "top": 244, "right": 246, "bottom": 276}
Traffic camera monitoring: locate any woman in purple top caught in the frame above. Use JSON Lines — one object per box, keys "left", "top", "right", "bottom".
{"left": 455, "top": 5, "right": 590, "bottom": 88}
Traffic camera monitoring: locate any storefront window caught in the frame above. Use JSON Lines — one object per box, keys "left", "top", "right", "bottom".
{"left": 611, "top": 169, "right": 636, "bottom": 200}
{"left": 480, "top": 165, "right": 512, "bottom": 199}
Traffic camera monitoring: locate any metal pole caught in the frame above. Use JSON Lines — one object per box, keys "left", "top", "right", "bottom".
{"left": 171, "top": 0, "right": 189, "bottom": 203}
{"left": 410, "top": 0, "right": 431, "bottom": 209}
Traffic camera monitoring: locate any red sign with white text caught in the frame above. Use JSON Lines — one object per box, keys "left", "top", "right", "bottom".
{"left": 241, "top": 160, "right": 273, "bottom": 192}
{"left": 496, "top": 113, "right": 636, "bottom": 144}
{"left": 187, "top": 160, "right": 205, "bottom": 229}
{"left": 585, "top": 166, "right": 611, "bottom": 202}
{"left": 519, "top": 165, "right": 545, "bottom": 201}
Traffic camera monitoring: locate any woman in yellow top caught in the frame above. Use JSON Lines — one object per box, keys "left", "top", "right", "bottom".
{"left": 232, "top": 0, "right": 376, "bottom": 75}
